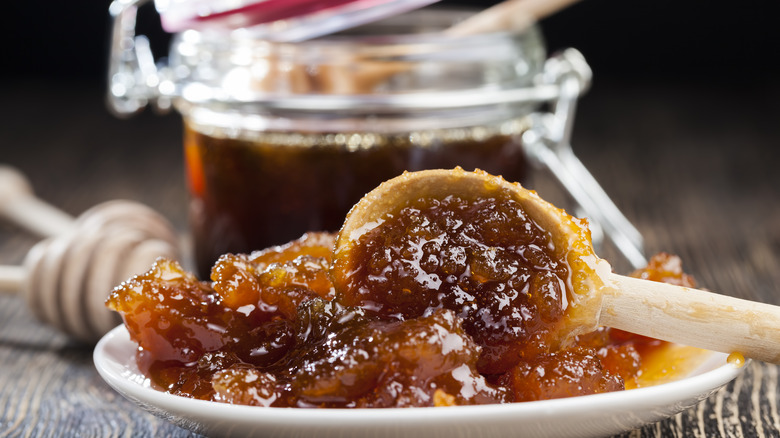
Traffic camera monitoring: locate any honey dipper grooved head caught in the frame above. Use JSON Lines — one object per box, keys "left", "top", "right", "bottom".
{"left": 22, "top": 200, "right": 180, "bottom": 343}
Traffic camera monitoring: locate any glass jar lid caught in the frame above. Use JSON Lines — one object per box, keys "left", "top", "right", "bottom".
{"left": 168, "top": 8, "right": 547, "bottom": 116}
{"left": 155, "top": 0, "right": 440, "bottom": 41}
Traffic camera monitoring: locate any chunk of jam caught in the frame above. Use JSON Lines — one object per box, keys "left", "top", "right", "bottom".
{"left": 108, "top": 237, "right": 698, "bottom": 407}
{"left": 333, "top": 194, "right": 571, "bottom": 374}
{"left": 284, "top": 300, "right": 508, "bottom": 408}
{"left": 185, "top": 123, "right": 530, "bottom": 277}
{"left": 210, "top": 232, "right": 336, "bottom": 321}
{"left": 204, "top": 301, "right": 507, "bottom": 408}
{"left": 107, "top": 233, "right": 335, "bottom": 382}
{"left": 630, "top": 251, "right": 697, "bottom": 288}
{"left": 108, "top": 233, "right": 508, "bottom": 406}
{"left": 498, "top": 347, "right": 623, "bottom": 402}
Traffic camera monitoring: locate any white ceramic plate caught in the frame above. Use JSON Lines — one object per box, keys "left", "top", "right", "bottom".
{"left": 94, "top": 325, "right": 745, "bottom": 438}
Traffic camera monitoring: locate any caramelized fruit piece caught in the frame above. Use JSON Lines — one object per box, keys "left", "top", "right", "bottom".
{"left": 212, "top": 365, "right": 285, "bottom": 407}
{"left": 287, "top": 300, "right": 508, "bottom": 407}
{"left": 597, "top": 344, "right": 643, "bottom": 387}
{"left": 149, "top": 351, "right": 242, "bottom": 400}
{"left": 107, "top": 233, "right": 337, "bottom": 391}
{"left": 630, "top": 252, "right": 697, "bottom": 288}
{"left": 499, "top": 347, "right": 623, "bottom": 402}
{"left": 106, "top": 258, "right": 230, "bottom": 364}
{"left": 211, "top": 232, "right": 335, "bottom": 315}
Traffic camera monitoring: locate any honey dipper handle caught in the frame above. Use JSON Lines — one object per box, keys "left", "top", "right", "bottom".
{"left": 600, "top": 273, "right": 780, "bottom": 364}
{"left": 0, "top": 265, "right": 24, "bottom": 293}
{"left": 0, "top": 166, "right": 76, "bottom": 237}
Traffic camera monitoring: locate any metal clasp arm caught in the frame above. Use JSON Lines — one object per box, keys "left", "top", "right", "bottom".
{"left": 107, "top": 0, "right": 166, "bottom": 117}
{"left": 526, "top": 49, "right": 648, "bottom": 269}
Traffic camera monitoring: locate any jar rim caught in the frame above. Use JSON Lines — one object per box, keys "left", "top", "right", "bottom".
{"left": 168, "top": 7, "right": 548, "bottom": 113}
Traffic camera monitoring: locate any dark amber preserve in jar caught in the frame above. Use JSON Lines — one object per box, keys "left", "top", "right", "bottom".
{"left": 185, "top": 123, "right": 530, "bottom": 275}
{"left": 172, "top": 9, "right": 546, "bottom": 276}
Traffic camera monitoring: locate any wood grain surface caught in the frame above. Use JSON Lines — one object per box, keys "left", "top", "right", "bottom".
{"left": 0, "top": 80, "right": 778, "bottom": 437}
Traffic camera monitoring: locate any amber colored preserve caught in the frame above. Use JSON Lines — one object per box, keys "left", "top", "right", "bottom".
{"left": 108, "top": 213, "right": 702, "bottom": 407}
{"left": 185, "top": 124, "right": 530, "bottom": 277}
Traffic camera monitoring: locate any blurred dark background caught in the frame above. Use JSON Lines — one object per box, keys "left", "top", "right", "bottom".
{"left": 3, "top": 0, "right": 778, "bottom": 85}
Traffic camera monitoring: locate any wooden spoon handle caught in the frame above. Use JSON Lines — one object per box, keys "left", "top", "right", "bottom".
{"left": 600, "top": 273, "right": 780, "bottom": 364}
{"left": 445, "top": 0, "right": 581, "bottom": 36}
{"left": 0, "top": 165, "right": 75, "bottom": 237}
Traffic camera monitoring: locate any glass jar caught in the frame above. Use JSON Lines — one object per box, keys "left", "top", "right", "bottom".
{"left": 108, "top": 2, "right": 648, "bottom": 275}
{"left": 172, "top": 9, "right": 546, "bottom": 275}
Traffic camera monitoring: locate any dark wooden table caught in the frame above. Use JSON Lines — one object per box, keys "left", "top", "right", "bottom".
{"left": 1, "top": 79, "right": 778, "bottom": 437}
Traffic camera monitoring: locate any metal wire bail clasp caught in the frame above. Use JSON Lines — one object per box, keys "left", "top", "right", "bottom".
{"left": 524, "top": 49, "right": 648, "bottom": 269}
{"left": 107, "top": 0, "right": 172, "bottom": 117}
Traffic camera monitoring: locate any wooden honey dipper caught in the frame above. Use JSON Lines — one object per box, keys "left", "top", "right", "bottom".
{"left": 0, "top": 166, "right": 180, "bottom": 342}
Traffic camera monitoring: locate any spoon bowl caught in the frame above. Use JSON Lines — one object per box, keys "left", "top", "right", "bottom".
{"left": 332, "top": 167, "right": 611, "bottom": 354}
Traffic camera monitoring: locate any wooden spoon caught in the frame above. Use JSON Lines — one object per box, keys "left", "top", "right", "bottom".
{"left": 332, "top": 168, "right": 780, "bottom": 364}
